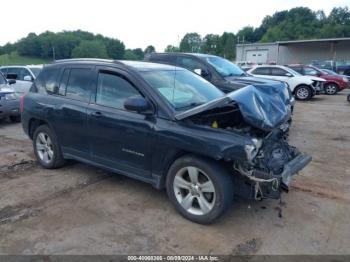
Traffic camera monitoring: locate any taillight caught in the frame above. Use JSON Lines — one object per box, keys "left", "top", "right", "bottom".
{"left": 20, "top": 95, "right": 25, "bottom": 113}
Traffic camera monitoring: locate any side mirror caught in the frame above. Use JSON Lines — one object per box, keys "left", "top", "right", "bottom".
{"left": 24, "top": 75, "right": 33, "bottom": 81}
{"left": 8, "top": 79, "right": 16, "bottom": 85}
{"left": 124, "top": 97, "right": 153, "bottom": 114}
{"left": 285, "top": 73, "right": 293, "bottom": 77}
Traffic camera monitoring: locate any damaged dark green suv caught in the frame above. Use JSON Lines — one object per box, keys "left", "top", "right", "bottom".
{"left": 21, "top": 59, "right": 311, "bottom": 224}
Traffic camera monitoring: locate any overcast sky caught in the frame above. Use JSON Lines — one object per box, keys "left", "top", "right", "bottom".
{"left": 1, "top": 0, "right": 349, "bottom": 51}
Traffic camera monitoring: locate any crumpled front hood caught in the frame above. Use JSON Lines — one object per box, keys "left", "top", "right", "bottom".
{"left": 176, "top": 82, "right": 291, "bottom": 131}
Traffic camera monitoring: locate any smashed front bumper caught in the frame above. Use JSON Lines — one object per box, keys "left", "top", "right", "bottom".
{"left": 312, "top": 81, "right": 324, "bottom": 94}
{"left": 256, "top": 153, "right": 311, "bottom": 199}
{"left": 235, "top": 153, "right": 312, "bottom": 200}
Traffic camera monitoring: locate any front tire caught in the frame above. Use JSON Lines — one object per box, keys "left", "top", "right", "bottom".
{"left": 347, "top": 94, "right": 350, "bottom": 103}
{"left": 33, "top": 125, "right": 65, "bottom": 169}
{"left": 166, "top": 155, "right": 233, "bottom": 224}
{"left": 324, "top": 83, "right": 339, "bottom": 95}
{"left": 294, "top": 85, "right": 312, "bottom": 101}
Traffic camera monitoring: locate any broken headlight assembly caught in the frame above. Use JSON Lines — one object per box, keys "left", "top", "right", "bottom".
{"left": 244, "top": 138, "right": 262, "bottom": 162}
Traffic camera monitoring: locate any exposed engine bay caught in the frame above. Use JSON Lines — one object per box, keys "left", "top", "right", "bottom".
{"left": 185, "top": 104, "right": 309, "bottom": 200}
{"left": 185, "top": 103, "right": 269, "bottom": 137}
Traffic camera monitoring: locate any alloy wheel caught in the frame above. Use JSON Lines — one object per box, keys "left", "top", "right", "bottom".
{"left": 325, "top": 84, "right": 337, "bottom": 95}
{"left": 296, "top": 87, "right": 309, "bottom": 100}
{"left": 36, "top": 132, "right": 54, "bottom": 164}
{"left": 173, "top": 166, "right": 216, "bottom": 216}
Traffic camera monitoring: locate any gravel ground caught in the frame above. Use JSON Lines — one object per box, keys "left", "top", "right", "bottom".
{"left": 0, "top": 91, "right": 349, "bottom": 255}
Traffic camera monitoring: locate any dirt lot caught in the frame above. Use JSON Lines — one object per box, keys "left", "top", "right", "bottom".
{"left": 0, "top": 91, "right": 350, "bottom": 255}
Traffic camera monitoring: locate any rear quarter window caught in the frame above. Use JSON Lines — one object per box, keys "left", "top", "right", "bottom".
{"left": 32, "top": 67, "right": 60, "bottom": 94}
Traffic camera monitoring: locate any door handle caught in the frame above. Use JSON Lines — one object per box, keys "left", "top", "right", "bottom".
{"left": 91, "top": 111, "right": 103, "bottom": 118}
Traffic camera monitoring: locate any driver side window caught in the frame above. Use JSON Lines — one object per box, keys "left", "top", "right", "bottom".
{"left": 177, "top": 57, "right": 207, "bottom": 76}
{"left": 96, "top": 71, "right": 142, "bottom": 110}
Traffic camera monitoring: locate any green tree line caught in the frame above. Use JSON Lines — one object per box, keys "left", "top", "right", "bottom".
{"left": 0, "top": 30, "right": 156, "bottom": 61}
{"left": 0, "top": 6, "right": 349, "bottom": 61}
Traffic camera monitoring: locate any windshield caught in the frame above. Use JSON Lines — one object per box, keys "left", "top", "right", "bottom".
{"left": 140, "top": 69, "right": 224, "bottom": 110}
{"left": 0, "top": 73, "right": 6, "bottom": 85}
{"left": 204, "top": 56, "right": 245, "bottom": 77}
{"left": 29, "top": 67, "right": 42, "bottom": 77}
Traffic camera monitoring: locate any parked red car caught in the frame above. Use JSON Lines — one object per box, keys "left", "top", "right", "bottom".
{"left": 287, "top": 64, "right": 350, "bottom": 95}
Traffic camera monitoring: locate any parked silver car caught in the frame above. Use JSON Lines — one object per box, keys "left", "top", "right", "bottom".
{"left": 0, "top": 72, "right": 21, "bottom": 122}
{"left": 0, "top": 65, "right": 42, "bottom": 95}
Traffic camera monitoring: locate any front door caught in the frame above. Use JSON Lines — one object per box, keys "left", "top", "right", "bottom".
{"left": 87, "top": 67, "right": 156, "bottom": 178}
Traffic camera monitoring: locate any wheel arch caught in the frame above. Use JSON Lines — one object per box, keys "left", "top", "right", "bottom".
{"left": 28, "top": 118, "right": 52, "bottom": 140}
{"left": 293, "top": 83, "right": 312, "bottom": 94}
{"left": 157, "top": 150, "right": 230, "bottom": 189}
{"left": 325, "top": 81, "right": 340, "bottom": 88}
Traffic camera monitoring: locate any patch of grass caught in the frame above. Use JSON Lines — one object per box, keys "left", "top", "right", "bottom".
{"left": 0, "top": 52, "right": 50, "bottom": 66}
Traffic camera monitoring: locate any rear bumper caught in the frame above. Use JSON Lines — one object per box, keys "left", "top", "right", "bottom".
{"left": 0, "top": 99, "right": 20, "bottom": 118}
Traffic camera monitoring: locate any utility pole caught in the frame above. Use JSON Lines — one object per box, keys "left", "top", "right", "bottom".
{"left": 52, "top": 46, "right": 56, "bottom": 61}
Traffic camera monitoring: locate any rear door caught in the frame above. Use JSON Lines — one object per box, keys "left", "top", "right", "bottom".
{"left": 53, "top": 66, "right": 94, "bottom": 158}
{"left": 87, "top": 66, "right": 156, "bottom": 178}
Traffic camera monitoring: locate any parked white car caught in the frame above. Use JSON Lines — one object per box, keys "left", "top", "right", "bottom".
{"left": 0, "top": 65, "right": 43, "bottom": 95}
{"left": 247, "top": 65, "right": 325, "bottom": 100}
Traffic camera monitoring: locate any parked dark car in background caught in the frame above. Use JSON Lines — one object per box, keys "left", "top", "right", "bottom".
{"left": 287, "top": 64, "right": 349, "bottom": 95}
{"left": 0, "top": 72, "right": 21, "bottom": 122}
{"left": 21, "top": 59, "right": 311, "bottom": 224}
{"left": 145, "top": 52, "right": 295, "bottom": 117}
{"left": 146, "top": 53, "right": 291, "bottom": 91}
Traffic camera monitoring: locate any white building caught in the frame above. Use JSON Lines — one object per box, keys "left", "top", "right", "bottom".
{"left": 236, "top": 37, "right": 350, "bottom": 65}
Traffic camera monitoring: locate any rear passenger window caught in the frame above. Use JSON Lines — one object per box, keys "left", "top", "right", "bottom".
{"left": 96, "top": 72, "right": 142, "bottom": 110}
{"left": 66, "top": 68, "right": 91, "bottom": 102}
{"left": 252, "top": 67, "right": 271, "bottom": 75}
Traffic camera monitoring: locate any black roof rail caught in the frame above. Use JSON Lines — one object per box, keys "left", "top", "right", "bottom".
{"left": 52, "top": 58, "right": 123, "bottom": 65}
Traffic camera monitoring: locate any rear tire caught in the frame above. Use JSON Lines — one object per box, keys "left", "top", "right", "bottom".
{"left": 324, "top": 83, "right": 339, "bottom": 95}
{"left": 33, "top": 125, "right": 65, "bottom": 169}
{"left": 294, "top": 85, "right": 312, "bottom": 101}
{"left": 347, "top": 94, "right": 350, "bottom": 103}
{"left": 166, "top": 155, "right": 233, "bottom": 224}
{"left": 9, "top": 115, "right": 21, "bottom": 123}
